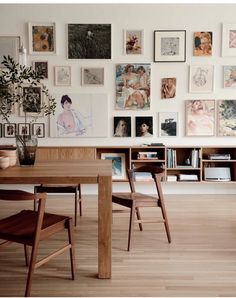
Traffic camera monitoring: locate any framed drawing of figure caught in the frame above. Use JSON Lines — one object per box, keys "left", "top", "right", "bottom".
{"left": 54, "top": 66, "right": 71, "bottom": 86}
{"left": 161, "top": 78, "right": 176, "bottom": 99}
{"left": 81, "top": 67, "right": 104, "bottom": 86}
{"left": 189, "top": 65, "right": 214, "bottom": 93}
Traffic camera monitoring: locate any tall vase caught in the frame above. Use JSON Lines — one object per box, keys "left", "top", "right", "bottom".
{"left": 16, "top": 135, "right": 38, "bottom": 167}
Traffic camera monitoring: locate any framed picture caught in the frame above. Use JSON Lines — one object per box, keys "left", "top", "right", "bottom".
{"left": 32, "top": 123, "right": 45, "bottom": 138}
{"left": 222, "top": 24, "right": 236, "bottom": 56}
{"left": 185, "top": 100, "right": 215, "bottom": 136}
{"left": 193, "top": 32, "right": 212, "bottom": 56}
{"left": 101, "top": 153, "right": 126, "bottom": 180}
{"left": 0, "top": 36, "right": 20, "bottom": 67}
{"left": 54, "top": 66, "right": 71, "bottom": 86}
{"left": 161, "top": 77, "right": 176, "bottom": 99}
{"left": 0, "top": 124, "right": 2, "bottom": 137}
{"left": 0, "top": 84, "right": 15, "bottom": 114}
{"left": 3, "top": 123, "right": 16, "bottom": 138}
{"left": 217, "top": 100, "right": 236, "bottom": 136}
{"left": 223, "top": 66, "right": 236, "bottom": 88}
{"left": 159, "top": 112, "right": 178, "bottom": 137}
{"left": 28, "top": 22, "right": 56, "bottom": 54}
{"left": 115, "top": 63, "right": 151, "bottom": 110}
{"left": 124, "top": 29, "right": 144, "bottom": 55}
{"left": 81, "top": 67, "right": 104, "bottom": 86}
{"left": 32, "top": 61, "right": 48, "bottom": 79}
{"left": 154, "top": 30, "right": 186, "bottom": 62}
{"left": 113, "top": 116, "right": 131, "bottom": 137}
{"left": 19, "top": 84, "right": 43, "bottom": 117}
{"left": 18, "top": 123, "right": 30, "bottom": 136}
{"left": 135, "top": 116, "right": 153, "bottom": 137}
{"left": 67, "top": 24, "right": 111, "bottom": 59}
{"left": 189, "top": 65, "right": 214, "bottom": 93}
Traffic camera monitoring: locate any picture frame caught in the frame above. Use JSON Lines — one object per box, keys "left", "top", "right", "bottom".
{"left": 18, "top": 123, "right": 30, "bottom": 136}
{"left": 3, "top": 123, "right": 16, "bottom": 138}
{"left": 101, "top": 153, "right": 126, "bottom": 180}
{"left": 19, "top": 84, "right": 43, "bottom": 117}
{"left": 159, "top": 112, "right": 178, "bottom": 137}
{"left": 113, "top": 116, "right": 131, "bottom": 137}
{"left": 217, "top": 100, "right": 236, "bottom": 136}
{"left": 223, "top": 65, "right": 236, "bottom": 88}
{"left": 222, "top": 24, "right": 236, "bottom": 56}
{"left": 161, "top": 77, "right": 176, "bottom": 99}
{"left": 154, "top": 30, "right": 186, "bottom": 62}
{"left": 67, "top": 24, "right": 112, "bottom": 59}
{"left": 54, "top": 66, "right": 71, "bottom": 86}
{"left": 0, "top": 124, "right": 2, "bottom": 138}
{"left": 28, "top": 22, "right": 56, "bottom": 55}
{"left": 32, "top": 123, "right": 45, "bottom": 138}
{"left": 135, "top": 116, "right": 153, "bottom": 137}
{"left": 185, "top": 100, "right": 215, "bottom": 137}
{"left": 0, "top": 84, "right": 15, "bottom": 114}
{"left": 0, "top": 36, "right": 20, "bottom": 67}
{"left": 124, "top": 29, "right": 144, "bottom": 55}
{"left": 32, "top": 61, "right": 48, "bottom": 79}
{"left": 81, "top": 67, "right": 104, "bottom": 86}
{"left": 193, "top": 32, "right": 212, "bottom": 56}
{"left": 189, "top": 65, "right": 214, "bottom": 93}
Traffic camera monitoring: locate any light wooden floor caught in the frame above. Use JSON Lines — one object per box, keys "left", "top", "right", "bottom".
{"left": 1, "top": 194, "right": 236, "bottom": 297}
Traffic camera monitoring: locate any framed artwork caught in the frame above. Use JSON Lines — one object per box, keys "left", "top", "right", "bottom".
{"left": 19, "top": 84, "right": 43, "bottom": 117}
{"left": 223, "top": 66, "right": 236, "bottom": 88}
{"left": 50, "top": 93, "right": 108, "bottom": 138}
{"left": 0, "top": 36, "right": 20, "bottom": 67}
{"left": 0, "top": 84, "right": 15, "bottom": 114}
{"left": 193, "top": 32, "right": 212, "bottom": 56}
{"left": 115, "top": 63, "right": 151, "bottom": 110}
{"left": 28, "top": 22, "right": 56, "bottom": 54}
{"left": 32, "top": 61, "right": 48, "bottom": 79}
{"left": 113, "top": 116, "right": 131, "bottom": 137}
{"left": 81, "top": 67, "right": 104, "bottom": 86}
{"left": 67, "top": 24, "right": 111, "bottom": 59}
{"left": 185, "top": 100, "right": 215, "bottom": 136}
{"left": 101, "top": 153, "right": 126, "bottom": 180}
{"left": 159, "top": 112, "right": 178, "bottom": 137}
{"left": 3, "top": 123, "right": 16, "bottom": 138}
{"left": 0, "top": 124, "right": 2, "bottom": 137}
{"left": 124, "top": 29, "right": 144, "bottom": 55}
{"left": 135, "top": 116, "right": 153, "bottom": 137}
{"left": 18, "top": 123, "right": 30, "bottom": 136}
{"left": 222, "top": 24, "right": 236, "bottom": 56}
{"left": 154, "top": 30, "right": 186, "bottom": 62}
{"left": 161, "top": 78, "right": 176, "bottom": 99}
{"left": 189, "top": 65, "right": 214, "bottom": 93}
{"left": 217, "top": 100, "right": 236, "bottom": 136}
{"left": 32, "top": 123, "right": 45, "bottom": 138}
{"left": 54, "top": 66, "right": 71, "bottom": 86}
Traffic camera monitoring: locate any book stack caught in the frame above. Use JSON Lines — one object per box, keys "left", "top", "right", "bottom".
{"left": 167, "top": 175, "right": 177, "bottom": 182}
{"left": 191, "top": 149, "right": 199, "bottom": 168}
{"left": 137, "top": 152, "right": 158, "bottom": 160}
{"left": 208, "top": 154, "right": 231, "bottom": 160}
{"left": 178, "top": 174, "right": 198, "bottom": 181}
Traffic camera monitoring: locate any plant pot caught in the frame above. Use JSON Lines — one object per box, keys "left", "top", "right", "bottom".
{"left": 16, "top": 135, "right": 38, "bottom": 167}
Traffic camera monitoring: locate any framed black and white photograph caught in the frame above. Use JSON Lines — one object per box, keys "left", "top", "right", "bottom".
{"left": 159, "top": 112, "right": 178, "bottom": 137}
{"left": 32, "top": 61, "right": 48, "bottom": 79}
{"left": 19, "top": 84, "right": 43, "bottom": 116}
{"left": 54, "top": 66, "right": 71, "bottom": 86}
{"left": 218, "top": 100, "right": 236, "bottom": 136}
{"left": 113, "top": 116, "right": 131, "bottom": 137}
{"left": 67, "top": 24, "right": 111, "bottom": 59}
{"left": 81, "top": 67, "right": 104, "bottom": 86}
{"left": 18, "top": 123, "right": 30, "bottom": 136}
{"left": 32, "top": 123, "right": 45, "bottom": 138}
{"left": 189, "top": 65, "right": 214, "bottom": 93}
{"left": 101, "top": 153, "right": 126, "bottom": 180}
{"left": 222, "top": 24, "right": 236, "bottom": 56}
{"left": 0, "top": 36, "right": 20, "bottom": 67}
{"left": 154, "top": 30, "right": 186, "bottom": 62}
{"left": 3, "top": 123, "right": 16, "bottom": 138}
{"left": 124, "top": 29, "right": 144, "bottom": 55}
{"left": 135, "top": 116, "right": 153, "bottom": 137}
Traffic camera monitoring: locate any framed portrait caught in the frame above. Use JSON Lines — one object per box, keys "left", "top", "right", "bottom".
{"left": 18, "top": 123, "right": 30, "bottom": 136}
{"left": 135, "top": 116, "right": 153, "bottom": 137}
{"left": 189, "top": 65, "right": 214, "bottom": 93}
{"left": 223, "top": 66, "right": 236, "bottom": 88}
{"left": 154, "top": 30, "right": 186, "bottom": 62}
{"left": 28, "top": 22, "right": 56, "bottom": 54}
{"left": 161, "top": 77, "right": 176, "bottom": 99}
{"left": 19, "top": 84, "right": 43, "bottom": 117}
{"left": 217, "top": 100, "right": 236, "bottom": 136}
{"left": 32, "top": 61, "right": 48, "bottom": 79}
{"left": 101, "top": 153, "right": 126, "bottom": 180}
{"left": 32, "top": 123, "right": 45, "bottom": 138}
{"left": 159, "top": 112, "right": 178, "bottom": 137}
{"left": 113, "top": 116, "right": 131, "bottom": 137}
{"left": 115, "top": 63, "right": 151, "bottom": 110}
{"left": 0, "top": 36, "right": 20, "bottom": 67}
{"left": 54, "top": 66, "right": 71, "bottom": 86}
{"left": 81, "top": 67, "right": 104, "bottom": 86}
{"left": 3, "top": 123, "right": 16, "bottom": 138}
{"left": 124, "top": 29, "right": 144, "bottom": 55}
{"left": 67, "top": 24, "right": 111, "bottom": 59}
{"left": 193, "top": 32, "right": 212, "bottom": 56}
{"left": 222, "top": 24, "right": 236, "bottom": 56}
{"left": 185, "top": 100, "right": 215, "bottom": 137}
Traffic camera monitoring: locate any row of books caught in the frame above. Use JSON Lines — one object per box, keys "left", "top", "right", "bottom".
{"left": 167, "top": 174, "right": 199, "bottom": 182}
{"left": 167, "top": 149, "right": 200, "bottom": 168}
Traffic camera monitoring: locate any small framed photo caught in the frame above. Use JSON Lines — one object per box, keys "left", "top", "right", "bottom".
{"left": 124, "top": 29, "right": 144, "bottom": 55}
{"left": 154, "top": 30, "right": 186, "bottom": 62}
{"left": 161, "top": 78, "right": 176, "bottom": 99}
{"left": 28, "top": 22, "right": 56, "bottom": 55}
{"left": 159, "top": 112, "right": 178, "bottom": 137}
{"left": 18, "top": 123, "right": 30, "bottom": 136}
{"left": 3, "top": 123, "right": 16, "bottom": 138}
{"left": 189, "top": 65, "right": 214, "bottom": 93}
{"left": 193, "top": 32, "right": 212, "bottom": 56}
{"left": 32, "top": 123, "right": 45, "bottom": 138}
{"left": 0, "top": 36, "right": 20, "bottom": 67}
{"left": 32, "top": 61, "right": 48, "bottom": 79}
{"left": 101, "top": 153, "right": 126, "bottom": 180}
{"left": 217, "top": 100, "right": 236, "bottom": 136}
{"left": 135, "top": 116, "right": 153, "bottom": 137}
{"left": 113, "top": 116, "right": 131, "bottom": 137}
{"left": 81, "top": 67, "right": 104, "bottom": 86}
{"left": 222, "top": 24, "right": 236, "bottom": 56}
{"left": 19, "top": 84, "right": 43, "bottom": 117}
{"left": 185, "top": 100, "right": 215, "bottom": 136}
{"left": 54, "top": 66, "right": 71, "bottom": 86}
{"left": 223, "top": 66, "right": 236, "bottom": 88}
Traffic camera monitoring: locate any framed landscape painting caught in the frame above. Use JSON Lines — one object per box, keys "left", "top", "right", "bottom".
{"left": 159, "top": 112, "right": 178, "bottom": 137}
{"left": 189, "top": 65, "right": 214, "bottom": 93}
{"left": 101, "top": 153, "right": 126, "bottom": 180}
{"left": 124, "top": 29, "right": 144, "bottom": 55}
{"left": 217, "top": 100, "right": 236, "bottom": 136}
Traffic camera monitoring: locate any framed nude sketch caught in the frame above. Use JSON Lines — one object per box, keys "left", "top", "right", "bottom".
{"left": 189, "top": 65, "right": 214, "bottom": 93}
{"left": 0, "top": 36, "right": 20, "bottom": 67}
{"left": 81, "top": 67, "right": 104, "bottom": 86}
{"left": 54, "top": 66, "right": 71, "bottom": 86}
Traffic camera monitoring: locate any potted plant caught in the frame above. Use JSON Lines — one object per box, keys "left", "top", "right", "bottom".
{"left": 0, "top": 56, "right": 56, "bottom": 166}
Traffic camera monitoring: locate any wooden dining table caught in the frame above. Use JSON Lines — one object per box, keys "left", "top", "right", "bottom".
{"left": 0, "top": 160, "right": 112, "bottom": 279}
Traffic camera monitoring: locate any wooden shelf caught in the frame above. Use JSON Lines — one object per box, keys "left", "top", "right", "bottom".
{"left": 167, "top": 167, "right": 201, "bottom": 170}
{"left": 132, "top": 159, "right": 165, "bottom": 163}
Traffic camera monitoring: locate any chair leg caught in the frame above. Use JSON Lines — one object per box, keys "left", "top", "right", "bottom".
{"left": 33, "top": 188, "right": 37, "bottom": 211}
{"left": 159, "top": 202, "right": 171, "bottom": 243}
{"left": 67, "top": 218, "right": 76, "bottom": 280}
{"left": 127, "top": 203, "right": 135, "bottom": 251}
{"left": 135, "top": 207, "right": 143, "bottom": 231}
{"left": 78, "top": 184, "right": 82, "bottom": 217}
{"left": 74, "top": 188, "right": 78, "bottom": 227}
{"left": 24, "top": 245, "right": 29, "bottom": 267}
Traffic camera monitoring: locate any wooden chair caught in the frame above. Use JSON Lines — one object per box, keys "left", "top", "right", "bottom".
{"left": 34, "top": 184, "right": 82, "bottom": 226}
{"left": 0, "top": 189, "right": 76, "bottom": 297}
{"left": 112, "top": 166, "right": 171, "bottom": 251}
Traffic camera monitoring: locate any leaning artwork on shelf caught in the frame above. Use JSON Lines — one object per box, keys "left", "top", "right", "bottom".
{"left": 50, "top": 93, "right": 108, "bottom": 138}
{"left": 101, "top": 153, "right": 126, "bottom": 180}
{"left": 217, "top": 100, "right": 236, "bottom": 136}
{"left": 159, "top": 112, "right": 178, "bottom": 137}
{"left": 189, "top": 65, "right": 214, "bottom": 93}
